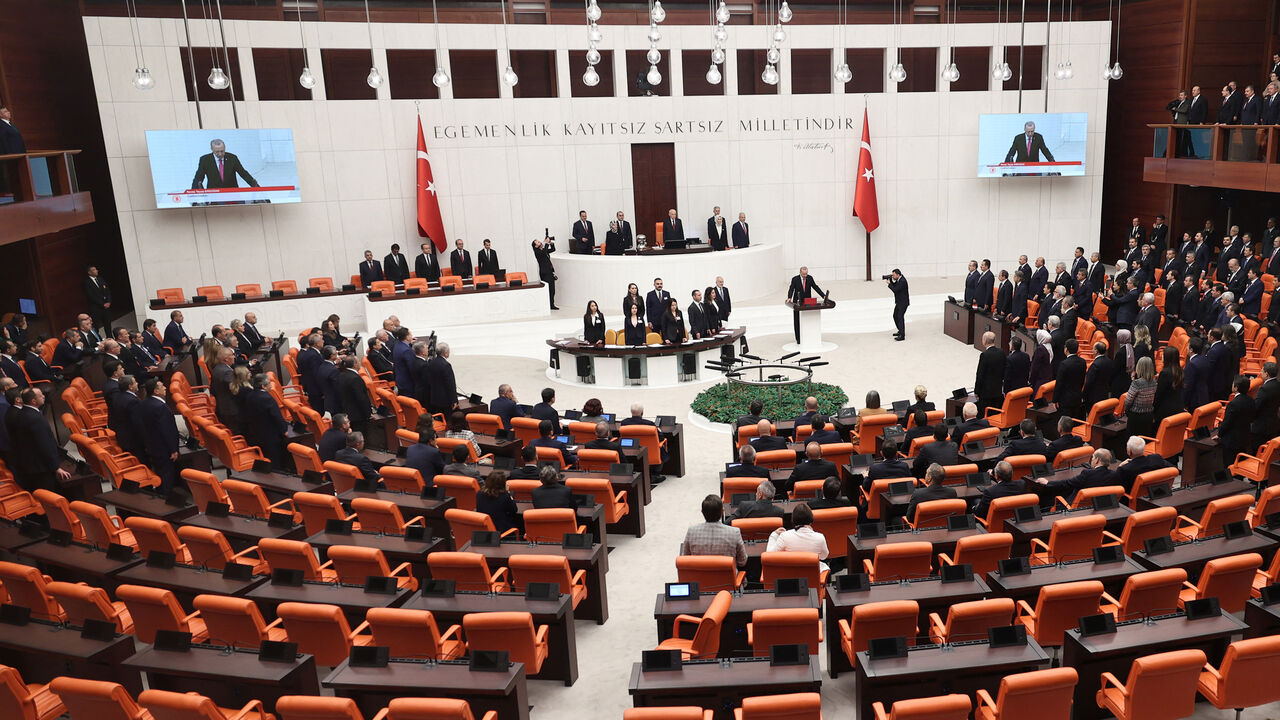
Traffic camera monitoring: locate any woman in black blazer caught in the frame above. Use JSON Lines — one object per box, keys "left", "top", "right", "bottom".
{"left": 622, "top": 283, "right": 643, "bottom": 318}
{"left": 624, "top": 303, "right": 647, "bottom": 345}
{"left": 583, "top": 300, "right": 606, "bottom": 345}
{"left": 704, "top": 287, "right": 724, "bottom": 334}
{"left": 660, "top": 298, "right": 686, "bottom": 345}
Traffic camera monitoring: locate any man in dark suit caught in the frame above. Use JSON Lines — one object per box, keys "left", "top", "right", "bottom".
{"left": 449, "top": 239, "right": 473, "bottom": 279}
{"left": 426, "top": 343, "right": 458, "bottom": 415}
{"left": 974, "top": 259, "right": 995, "bottom": 311}
{"left": 490, "top": 384, "right": 525, "bottom": 429}
{"left": 358, "top": 250, "right": 383, "bottom": 287}
{"left": 615, "top": 211, "right": 634, "bottom": 250}
{"left": 136, "top": 379, "right": 179, "bottom": 493}
{"left": 662, "top": 209, "right": 685, "bottom": 246}
{"left": 707, "top": 208, "right": 729, "bottom": 250}
{"left": 532, "top": 388, "right": 561, "bottom": 434}
{"left": 0, "top": 105, "right": 25, "bottom": 155}
{"left": 477, "top": 239, "right": 500, "bottom": 276}
{"left": 191, "top": 139, "right": 260, "bottom": 189}
{"left": 727, "top": 444, "right": 772, "bottom": 478}
{"left": 912, "top": 427, "right": 960, "bottom": 478}
{"left": 687, "top": 289, "right": 710, "bottom": 340}
{"left": 1004, "top": 121, "right": 1055, "bottom": 163}
{"left": 749, "top": 419, "right": 789, "bottom": 453}
{"left": 732, "top": 212, "right": 750, "bottom": 248}
{"left": 782, "top": 442, "right": 838, "bottom": 498}
{"left": 242, "top": 373, "right": 288, "bottom": 468}
{"left": 530, "top": 419, "right": 576, "bottom": 467}
{"left": 318, "top": 415, "right": 350, "bottom": 463}
{"left": 335, "top": 432, "right": 381, "bottom": 484}
{"left": 997, "top": 419, "right": 1050, "bottom": 462}
{"left": 787, "top": 267, "right": 825, "bottom": 342}
{"left": 83, "top": 265, "right": 112, "bottom": 334}
{"left": 1033, "top": 448, "right": 1119, "bottom": 502}
{"left": 972, "top": 461, "right": 1026, "bottom": 518}
{"left": 163, "top": 310, "right": 191, "bottom": 353}
{"left": 645, "top": 278, "right": 671, "bottom": 329}
{"left": 384, "top": 244, "right": 411, "bottom": 284}
{"left": 1004, "top": 336, "right": 1031, "bottom": 393}
{"left": 974, "top": 331, "right": 1006, "bottom": 413}
{"left": 1115, "top": 437, "right": 1172, "bottom": 492}
{"left": 1187, "top": 85, "right": 1208, "bottom": 124}
{"left": 1054, "top": 339, "right": 1087, "bottom": 419}
{"left": 1219, "top": 376, "right": 1256, "bottom": 462}
{"left": 571, "top": 211, "right": 595, "bottom": 254}
{"left": 726, "top": 481, "right": 785, "bottom": 523}
{"left": 8, "top": 388, "right": 68, "bottom": 493}
{"left": 906, "top": 463, "right": 959, "bottom": 523}
{"left": 531, "top": 237, "right": 558, "bottom": 309}
{"left": 336, "top": 356, "right": 372, "bottom": 433}
{"left": 391, "top": 327, "right": 416, "bottom": 398}
{"left": 531, "top": 465, "right": 575, "bottom": 509}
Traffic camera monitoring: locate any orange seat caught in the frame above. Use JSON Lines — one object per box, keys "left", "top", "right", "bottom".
{"left": 1178, "top": 552, "right": 1263, "bottom": 613}
{"left": 1196, "top": 636, "right": 1280, "bottom": 718}
{"left": 676, "top": 555, "right": 746, "bottom": 592}
{"left": 508, "top": 554, "right": 588, "bottom": 609}
{"left": 364, "top": 607, "right": 464, "bottom": 661}
{"left": 427, "top": 551, "right": 510, "bottom": 592}
{"left": 462, "top": 611, "right": 549, "bottom": 674}
{"left": 927, "top": 598, "right": 1015, "bottom": 645}
{"left": 45, "top": 581, "right": 133, "bottom": 633}
{"left": 761, "top": 551, "right": 831, "bottom": 602}
{"left": 523, "top": 508, "right": 584, "bottom": 543}
{"left": 114, "top": 584, "right": 208, "bottom": 643}
{"left": 1099, "top": 569, "right": 1188, "bottom": 621}
{"left": 1016, "top": 580, "right": 1103, "bottom": 648}
{"left": 1029, "top": 514, "right": 1107, "bottom": 565}
{"left": 839, "top": 600, "right": 919, "bottom": 666}
{"left": 938, "top": 532, "right": 1013, "bottom": 578}
{"left": 1095, "top": 649, "right": 1207, "bottom": 720}
{"left": 328, "top": 545, "right": 417, "bottom": 590}
{"left": 975, "top": 667, "right": 1079, "bottom": 720}
{"left": 0, "top": 663, "right": 65, "bottom": 720}
{"left": 191, "top": 594, "right": 287, "bottom": 649}
{"left": 746, "top": 607, "right": 822, "bottom": 656}
{"left": 732, "top": 516, "right": 783, "bottom": 540}
{"left": 275, "top": 602, "right": 372, "bottom": 666}
{"left": 275, "top": 696, "right": 363, "bottom": 720}
{"left": 257, "top": 538, "right": 337, "bottom": 582}
{"left": 656, "top": 590, "right": 731, "bottom": 659}
{"left": 864, "top": 541, "right": 933, "bottom": 581}
{"left": 873, "top": 694, "right": 971, "bottom": 720}
{"left": 137, "top": 688, "right": 274, "bottom": 720}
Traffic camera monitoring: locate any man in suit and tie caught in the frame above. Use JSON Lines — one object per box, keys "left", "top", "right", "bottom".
{"left": 358, "top": 250, "right": 383, "bottom": 288}
{"left": 787, "top": 267, "right": 825, "bottom": 343}
{"left": 1004, "top": 121, "right": 1055, "bottom": 163}
{"left": 449, "top": 239, "right": 473, "bottom": 279}
{"left": 384, "top": 243, "right": 410, "bottom": 284}
{"left": 614, "top": 211, "right": 634, "bottom": 250}
{"left": 83, "top": 265, "right": 112, "bottom": 334}
{"left": 477, "top": 239, "right": 500, "bottom": 276}
{"left": 662, "top": 208, "right": 685, "bottom": 246}
{"left": 687, "top": 290, "right": 709, "bottom": 340}
{"left": 714, "top": 276, "right": 732, "bottom": 321}
{"left": 707, "top": 207, "right": 729, "bottom": 250}
{"left": 191, "top": 138, "right": 259, "bottom": 190}
{"left": 412, "top": 242, "right": 441, "bottom": 283}
{"left": 0, "top": 105, "right": 25, "bottom": 155}
{"left": 725, "top": 212, "right": 749, "bottom": 249}
{"left": 572, "top": 211, "right": 595, "bottom": 254}
{"left": 1187, "top": 85, "right": 1208, "bottom": 124}
{"left": 645, "top": 278, "right": 671, "bottom": 330}
{"left": 975, "top": 259, "right": 995, "bottom": 311}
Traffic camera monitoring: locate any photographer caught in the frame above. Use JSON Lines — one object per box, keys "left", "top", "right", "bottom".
{"left": 531, "top": 236, "right": 559, "bottom": 310}
{"left": 886, "top": 269, "right": 909, "bottom": 341}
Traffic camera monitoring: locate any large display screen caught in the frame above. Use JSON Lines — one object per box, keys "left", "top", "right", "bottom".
{"left": 977, "top": 113, "right": 1088, "bottom": 178}
{"left": 145, "top": 128, "right": 301, "bottom": 207}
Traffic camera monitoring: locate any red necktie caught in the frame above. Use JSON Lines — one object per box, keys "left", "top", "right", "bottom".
{"left": 217, "top": 157, "right": 225, "bottom": 180}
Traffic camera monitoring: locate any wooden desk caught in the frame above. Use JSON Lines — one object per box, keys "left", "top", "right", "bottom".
{"left": 306, "top": 529, "right": 445, "bottom": 581}
{"left": 325, "top": 659, "right": 529, "bottom": 720}
{"left": 230, "top": 469, "right": 335, "bottom": 502}
{"left": 1134, "top": 478, "right": 1254, "bottom": 519}
{"left": 0, "top": 618, "right": 139, "bottom": 691}
{"left": 847, "top": 526, "right": 987, "bottom": 567}
{"left": 402, "top": 590, "right": 578, "bottom": 686}
{"left": 94, "top": 489, "right": 198, "bottom": 522}
{"left": 123, "top": 642, "right": 320, "bottom": 713}
{"left": 985, "top": 557, "right": 1145, "bottom": 602}
{"left": 628, "top": 656, "right": 822, "bottom": 719}
{"left": 824, "top": 576, "right": 991, "bottom": 678}
{"left": 1003, "top": 505, "right": 1134, "bottom": 546}
{"left": 115, "top": 562, "right": 268, "bottom": 607}
{"left": 337, "top": 489, "right": 456, "bottom": 549}
{"left": 15, "top": 539, "right": 143, "bottom": 585}
{"left": 654, "top": 589, "right": 821, "bottom": 660}
{"left": 855, "top": 640, "right": 1051, "bottom": 720}
{"left": 246, "top": 580, "right": 413, "bottom": 621}
{"left": 1132, "top": 533, "right": 1279, "bottom": 578}
{"left": 459, "top": 540, "right": 608, "bottom": 624}
{"left": 182, "top": 512, "right": 308, "bottom": 551}
{"left": 1062, "top": 613, "right": 1247, "bottom": 719}
{"left": 943, "top": 301, "right": 976, "bottom": 345}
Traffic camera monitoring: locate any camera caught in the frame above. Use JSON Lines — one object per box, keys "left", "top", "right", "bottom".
{"left": 881, "top": 274, "right": 893, "bottom": 280}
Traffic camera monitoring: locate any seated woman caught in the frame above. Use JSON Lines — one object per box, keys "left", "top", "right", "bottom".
{"left": 475, "top": 471, "right": 522, "bottom": 535}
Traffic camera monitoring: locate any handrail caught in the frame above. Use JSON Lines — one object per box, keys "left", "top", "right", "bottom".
{"left": 0, "top": 150, "right": 82, "bottom": 160}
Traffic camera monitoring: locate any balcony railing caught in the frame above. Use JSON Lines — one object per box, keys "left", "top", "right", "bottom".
{"left": 0, "top": 150, "right": 95, "bottom": 245}
{"left": 1144, "top": 124, "right": 1280, "bottom": 192}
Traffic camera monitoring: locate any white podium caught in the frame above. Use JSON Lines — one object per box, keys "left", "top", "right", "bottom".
{"left": 783, "top": 299, "right": 838, "bottom": 353}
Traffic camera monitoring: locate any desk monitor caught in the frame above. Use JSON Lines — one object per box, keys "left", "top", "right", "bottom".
{"left": 888, "top": 480, "right": 913, "bottom": 497}
{"left": 858, "top": 522, "right": 887, "bottom": 540}
{"left": 1092, "top": 493, "right": 1120, "bottom": 511}
{"left": 326, "top": 518, "right": 354, "bottom": 535}
{"left": 774, "top": 577, "right": 808, "bottom": 597}
{"left": 641, "top": 649, "right": 682, "bottom": 672}
{"left": 1013, "top": 505, "right": 1042, "bottom": 523}
{"left": 423, "top": 579, "right": 456, "bottom": 598}
{"left": 664, "top": 582, "right": 697, "bottom": 600}
{"left": 998, "top": 557, "right": 1031, "bottom": 576}
{"left": 223, "top": 562, "right": 254, "bottom": 581}
{"left": 1144, "top": 536, "right": 1175, "bottom": 555}
{"left": 867, "top": 636, "right": 909, "bottom": 661}
{"left": 471, "top": 531, "right": 502, "bottom": 547}
{"left": 0, "top": 604, "right": 31, "bottom": 626}
{"left": 146, "top": 550, "right": 176, "bottom": 570}
{"left": 947, "top": 514, "right": 977, "bottom": 531}
{"left": 1185, "top": 597, "right": 1221, "bottom": 621}
{"left": 470, "top": 650, "right": 511, "bottom": 672}
{"left": 525, "top": 582, "right": 559, "bottom": 601}
{"left": 1078, "top": 613, "right": 1117, "bottom": 637}
{"left": 1092, "top": 545, "right": 1124, "bottom": 564}
{"left": 769, "top": 643, "right": 809, "bottom": 667}
{"left": 205, "top": 501, "right": 230, "bottom": 518}
{"left": 563, "top": 532, "right": 593, "bottom": 549}
{"left": 363, "top": 576, "right": 399, "bottom": 595}
{"left": 837, "top": 573, "right": 871, "bottom": 593}
{"left": 81, "top": 618, "right": 117, "bottom": 642}
{"left": 1260, "top": 584, "right": 1280, "bottom": 606}
{"left": 350, "top": 645, "right": 390, "bottom": 668}
{"left": 1223, "top": 520, "right": 1253, "bottom": 540}
{"left": 259, "top": 640, "right": 299, "bottom": 663}
{"left": 620, "top": 438, "right": 637, "bottom": 448}
{"left": 941, "top": 563, "right": 974, "bottom": 583}
{"left": 154, "top": 629, "right": 194, "bottom": 652}
{"left": 988, "top": 624, "right": 1027, "bottom": 648}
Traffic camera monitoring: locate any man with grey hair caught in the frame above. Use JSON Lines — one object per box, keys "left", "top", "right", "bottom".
{"left": 973, "top": 460, "right": 1024, "bottom": 517}
{"left": 425, "top": 341, "right": 456, "bottom": 415}
{"left": 1116, "top": 435, "right": 1171, "bottom": 492}
{"left": 727, "top": 480, "right": 785, "bottom": 522}
{"left": 192, "top": 138, "right": 260, "bottom": 190}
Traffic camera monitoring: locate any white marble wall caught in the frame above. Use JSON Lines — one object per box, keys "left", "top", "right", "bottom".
{"left": 84, "top": 15, "right": 1111, "bottom": 323}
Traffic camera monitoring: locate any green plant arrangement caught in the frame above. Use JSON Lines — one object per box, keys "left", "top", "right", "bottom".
{"left": 690, "top": 382, "right": 849, "bottom": 425}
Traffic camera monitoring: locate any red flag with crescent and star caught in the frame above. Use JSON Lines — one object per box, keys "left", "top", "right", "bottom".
{"left": 853, "top": 109, "right": 880, "bottom": 233}
{"left": 417, "top": 117, "right": 447, "bottom": 252}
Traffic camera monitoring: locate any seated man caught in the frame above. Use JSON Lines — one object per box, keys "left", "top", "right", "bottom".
{"left": 442, "top": 444, "right": 481, "bottom": 479}
{"left": 318, "top": 414, "right": 350, "bottom": 463}
{"left": 334, "top": 431, "right": 380, "bottom": 484}
{"left": 807, "top": 415, "right": 841, "bottom": 445}
{"left": 1032, "top": 448, "right": 1118, "bottom": 502}
{"left": 809, "top": 476, "right": 852, "bottom": 510}
{"left": 680, "top": 494, "right": 747, "bottom": 568}
{"left": 996, "top": 418, "right": 1050, "bottom": 461}
{"left": 1115, "top": 436, "right": 1171, "bottom": 492}
{"left": 784, "top": 442, "right": 838, "bottom": 498}
{"left": 531, "top": 464, "right": 574, "bottom": 509}
{"left": 749, "top": 418, "right": 789, "bottom": 452}
{"left": 949, "top": 402, "right": 991, "bottom": 444}
{"left": 530, "top": 419, "right": 577, "bottom": 467}
{"left": 727, "top": 444, "right": 771, "bottom": 478}
{"left": 905, "top": 463, "right": 959, "bottom": 524}
{"left": 726, "top": 481, "right": 786, "bottom": 523}
{"left": 507, "top": 445, "right": 541, "bottom": 479}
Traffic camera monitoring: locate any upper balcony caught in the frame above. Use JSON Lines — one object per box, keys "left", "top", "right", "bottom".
{"left": 0, "top": 150, "right": 95, "bottom": 246}
{"left": 1144, "top": 124, "right": 1280, "bottom": 192}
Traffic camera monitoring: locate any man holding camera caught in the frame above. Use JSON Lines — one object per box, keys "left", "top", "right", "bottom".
{"left": 886, "top": 269, "right": 909, "bottom": 341}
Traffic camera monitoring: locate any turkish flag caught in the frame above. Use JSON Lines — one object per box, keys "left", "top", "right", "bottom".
{"left": 853, "top": 109, "right": 880, "bottom": 234}
{"left": 416, "top": 117, "right": 447, "bottom": 252}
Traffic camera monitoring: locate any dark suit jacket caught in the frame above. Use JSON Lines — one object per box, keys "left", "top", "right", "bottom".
{"left": 359, "top": 259, "right": 383, "bottom": 287}
{"left": 1004, "top": 350, "right": 1031, "bottom": 393}
{"left": 192, "top": 152, "right": 259, "bottom": 189}
{"left": 975, "top": 346, "right": 1006, "bottom": 401}
{"left": 383, "top": 252, "right": 411, "bottom": 283}
{"left": 477, "top": 248, "right": 500, "bottom": 275}
{"left": 405, "top": 443, "right": 444, "bottom": 487}
{"left": 335, "top": 446, "right": 380, "bottom": 483}
{"left": 1004, "top": 132, "right": 1055, "bottom": 162}
{"left": 532, "top": 484, "right": 575, "bottom": 509}
{"left": 450, "top": 249, "right": 473, "bottom": 278}
{"left": 708, "top": 217, "right": 729, "bottom": 250}
{"left": 531, "top": 402, "right": 561, "bottom": 434}
{"left": 336, "top": 369, "right": 371, "bottom": 427}
{"left": 732, "top": 221, "right": 750, "bottom": 248}
{"left": 414, "top": 252, "right": 441, "bottom": 282}
{"left": 1054, "top": 355, "right": 1087, "bottom": 413}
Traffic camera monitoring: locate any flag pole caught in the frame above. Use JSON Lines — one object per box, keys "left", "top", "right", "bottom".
{"left": 863, "top": 95, "right": 872, "bottom": 282}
